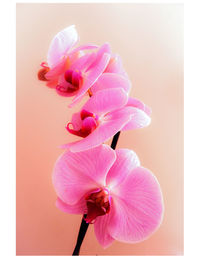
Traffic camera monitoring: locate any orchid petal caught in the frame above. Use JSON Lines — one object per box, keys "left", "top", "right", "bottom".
{"left": 108, "top": 167, "right": 164, "bottom": 243}
{"left": 127, "top": 97, "right": 152, "bottom": 116}
{"left": 45, "top": 58, "right": 66, "bottom": 80}
{"left": 52, "top": 145, "right": 116, "bottom": 205}
{"left": 70, "top": 112, "right": 82, "bottom": 131}
{"left": 86, "top": 43, "right": 111, "bottom": 72}
{"left": 94, "top": 208, "right": 115, "bottom": 248}
{"left": 69, "top": 44, "right": 98, "bottom": 55}
{"left": 105, "top": 54, "right": 129, "bottom": 79}
{"left": 70, "top": 52, "right": 96, "bottom": 71}
{"left": 106, "top": 149, "right": 140, "bottom": 189}
{"left": 121, "top": 107, "right": 151, "bottom": 131}
{"left": 91, "top": 73, "right": 132, "bottom": 94}
{"left": 83, "top": 88, "right": 128, "bottom": 116}
{"left": 47, "top": 25, "right": 78, "bottom": 68}
{"left": 56, "top": 197, "right": 86, "bottom": 215}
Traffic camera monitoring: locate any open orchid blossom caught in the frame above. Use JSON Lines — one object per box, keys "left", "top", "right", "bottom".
{"left": 53, "top": 144, "right": 164, "bottom": 248}
{"left": 38, "top": 25, "right": 111, "bottom": 106}
{"left": 61, "top": 88, "right": 151, "bottom": 152}
{"left": 38, "top": 25, "right": 163, "bottom": 254}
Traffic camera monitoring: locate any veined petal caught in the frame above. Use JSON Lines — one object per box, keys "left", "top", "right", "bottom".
{"left": 70, "top": 52, "right": 96, "bottom": 71}
{"left": 127, "top": 97, "right": 152, "bottom": 116}
{"left": 108, "top": 167, "right": 164, "bottom": 243}
{"left": 47, "top": 25, "right": 78, "bottom": 68}
{"left": 82, "top": 88, "right": 128, "bottom": 116}
{"left": 56, "top": 197, "right": 86, "bottom": 215}
{"left": 121, "top": 107, "right": 151, "bottom": 131}
{"left": 63, "top": 106, "right": 134, "bottom": 152}
{"left": 106, "top": 149, "right": 140, "bottom": 189}
{"left": 105, "top": 54, "right": 129, "bottom": 79}
{"left": 86, "top": 43, "right": 111, "bottom": 72}
{"left": 52, "top": 145, "right": 116, "bottom": 205}
{"left": 94, "top": 205, "right": 115, "bottom": 248}
{"left": 91, "top": 73, "right": 132, "bottom": 95}
{"left": 69, "top": 53, "right": 110, "bottom": 107}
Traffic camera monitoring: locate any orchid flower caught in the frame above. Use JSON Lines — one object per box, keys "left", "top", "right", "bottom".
{"left": 62, "top": 88, "right": 151, "bottom": 152}
{"left": 53, "top": 144, "right": 164, "bottom": 248}
{"left": 38, "top": 25, "right": 111, "bottom": 106}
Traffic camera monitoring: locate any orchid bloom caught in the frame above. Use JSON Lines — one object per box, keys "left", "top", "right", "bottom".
{"left": 62, "top": 88, "right": 151, "bottom": 152}
{"left": 38, "top": 25, "right": 111, "bottom": 106}
{"left": 53, "top": 144, "right": 164, "bottom": 248}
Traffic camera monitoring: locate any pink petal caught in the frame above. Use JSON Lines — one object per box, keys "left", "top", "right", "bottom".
{"left": 82, "top": 88, "right": 128, "bottom": 116}
{"left": 71, "top": 112, "right": 82, "bottom": 130}
{"left": 108, "top": 167, "right": 164, "bottom": 243}
{"left": 122, "top": 107, "right": 151, "bottom": 131}
{"left": 69, "top": 53, "right": 110, "bottom": 107}
{"left": 56, "top": 197, "right": 86, "bottom": 215}
{"left": 127, "top": 97, "right": 152, "bottom": 116}
{"left": 45, "top": 58, "right": 66, "bottom": 80}
{"left": 86, "top": 43, "right": 111, "bottom": 72}
{"left": 70, "top": 52, "right": 96, "bottom": 71}
{"left": 47, "top": 25, "right": 78, "bottom": 68}
{"left": 94, "top": 208, "right": 115, "bottom": 248}
{"left": 106, "top": 149, "right": 140, "bottom": 189}
{"left": 69, "top": 44, "right": 99, "bottom": 56}
{"left": 63, "top": 107, "right": 134, "bottom": 152}
{"left": 52, "top": 145, "right": 116, "bottom": 205}
{"left": 104, "top": 54, "right": 129, "bottom": 79}
{"left": 91, "top": 73, "right": 132, "bottom": 95}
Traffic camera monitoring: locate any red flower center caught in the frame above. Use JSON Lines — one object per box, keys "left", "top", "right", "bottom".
{"left": 84, "top": 188, "right": 111, "bottom": 224}
{"left": 56, "top": 69, "right": 83, "bottom": 94}
{"left": 66, "top": 109, "right": 98, "bottom": 138}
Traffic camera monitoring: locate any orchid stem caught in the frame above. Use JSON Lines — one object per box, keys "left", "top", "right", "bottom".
{"left": 111, "top": 131, "right": 121, "bottom": 150}
{"left": 72, "top": 131, "right": 121, "bottom": 255}
{"left": 72, "top": 215, "right": 89, "bottom": 255}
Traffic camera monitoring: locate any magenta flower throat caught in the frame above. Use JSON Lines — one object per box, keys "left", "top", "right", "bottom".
{"left": 38, "top": 25, "right": 164, "bottom": 255}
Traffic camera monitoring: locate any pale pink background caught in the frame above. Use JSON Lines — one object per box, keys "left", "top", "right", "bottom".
{"left": 16, "top": 3, "right": 183, "bottom": 255}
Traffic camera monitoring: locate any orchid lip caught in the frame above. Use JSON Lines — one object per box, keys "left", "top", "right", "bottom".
{"left": 84, "top": 188, "right": 111, "bottom": 224}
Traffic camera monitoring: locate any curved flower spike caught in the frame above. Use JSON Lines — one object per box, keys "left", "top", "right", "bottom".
{"left": 38, "top": 25, "right": 111, "bottom": 106}
{"left": 53, "top": 145, "right": 164, "bottom": 248}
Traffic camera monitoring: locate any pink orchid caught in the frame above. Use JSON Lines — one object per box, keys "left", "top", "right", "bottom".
{"left": 62, "top": 88, "right": 151, "bottom": 152}
{"left": 38, "top": 25, "right": 111, "bottom": 106}
{"left": 53, "top": 144, "right": 164, "bottom": 248}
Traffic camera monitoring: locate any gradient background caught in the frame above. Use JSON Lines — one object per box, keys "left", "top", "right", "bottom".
{"left": 16, "top": 3, "right": 184, "bottom": 256}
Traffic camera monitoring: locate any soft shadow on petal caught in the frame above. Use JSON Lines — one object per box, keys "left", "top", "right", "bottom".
{"left": 108, "top": 167, "right": 164, "bottom": 243}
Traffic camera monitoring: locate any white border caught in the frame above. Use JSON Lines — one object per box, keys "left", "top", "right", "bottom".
{"left": 1, "top": 0, "right": 200, "bottom": 258}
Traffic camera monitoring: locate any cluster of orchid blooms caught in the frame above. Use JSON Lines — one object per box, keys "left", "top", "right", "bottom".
{"left": 38, "top": 25, "right": 164, "bottom": 250}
